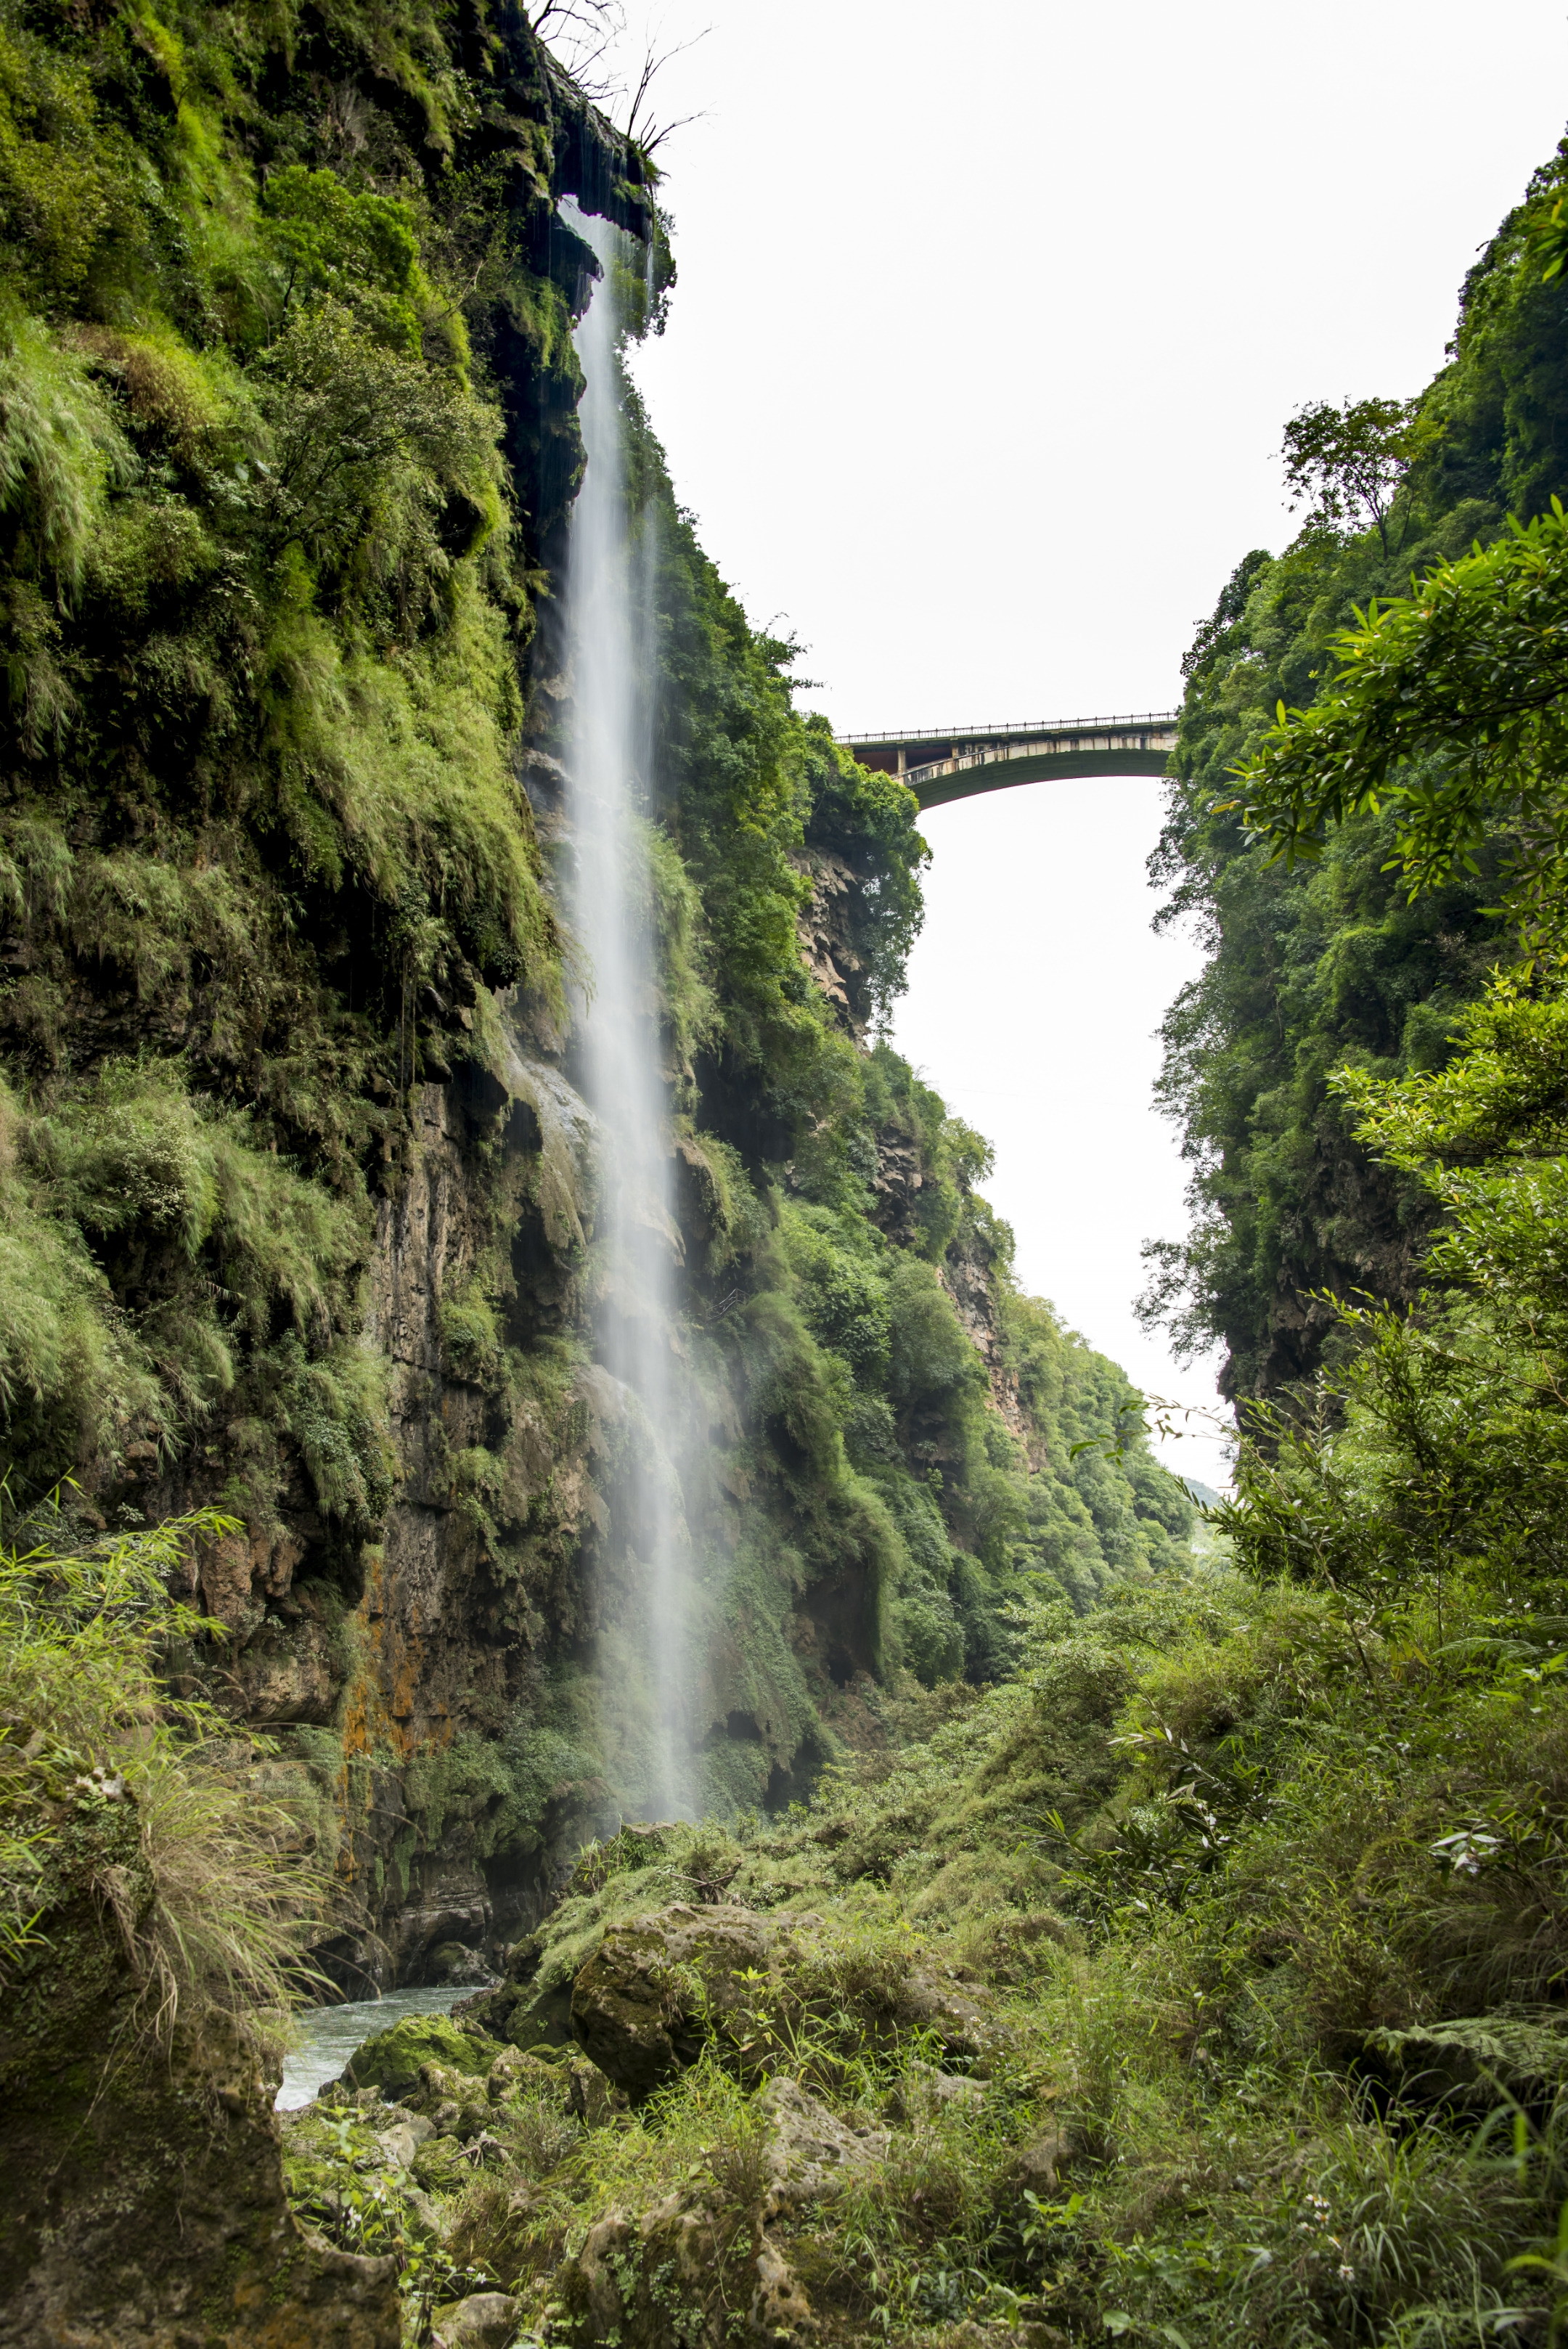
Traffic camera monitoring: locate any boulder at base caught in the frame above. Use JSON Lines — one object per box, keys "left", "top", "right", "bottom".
{"left": 334, "top": 2010, "right": 497, "bottom": 2101}
{"left": 759, "top": 2075, "right": 890, "bottom": 2212}
{"left": 571, "top": 1903, "right": 773, "bottom": 2096}
{"left": 432, "top": 2291, "right": 519, "bottom": 2347}
{"left": 568, "top": 1900, "right": 994, "bottom": 2098}
{"left": 558, "top": 2202, "right": 816, "bottom": 2348}
{"left": 0, "top": 1790, "right": 400, "bottom": 2348}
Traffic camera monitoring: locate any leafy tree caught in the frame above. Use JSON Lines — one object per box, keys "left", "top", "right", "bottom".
{"left": 1280, "top": 395, "right": 1426, "bottom": 556}
{"left": 1217, "top": 975, "right": 1568, "bottom": 1598}
{"left": 1242, "top": 502, "right": 1568, "bottom": 955}
{"left": 1529, "top": 138, "right": 1568, "bottom": 285}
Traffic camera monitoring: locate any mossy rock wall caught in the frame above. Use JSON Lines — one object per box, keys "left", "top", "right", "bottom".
{"left": 0, "top": 1785, "right": 399, "bottom": 2348}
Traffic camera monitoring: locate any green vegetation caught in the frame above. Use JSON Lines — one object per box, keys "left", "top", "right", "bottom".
{"left": 0, "top": 0, "right": 596, "bottom": 1553}
{"left": 0, "top": 0, "right": 1188, "bottom": 1990}
{"left": 1143, "top": 134, "right": 1568, "bottom": 1405}
{"left": 0, "top": 1502, "right": 311, "bottom": 2022}
{"left": 281, "top": 979, "right": 1568, "bottom": 2345}
{"left": 46, "top": 9, "right": 1568, "bottom": 2347}
{"left": 0, "top": 2, "right": 1188, "bottom": 2339}
{"left": 1241, "top": 502, "right": 1568, "bottom": 957}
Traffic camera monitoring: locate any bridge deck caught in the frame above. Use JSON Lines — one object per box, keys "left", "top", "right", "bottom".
{"left": 840, "top": 712, "right": 1178, "bottom": 809}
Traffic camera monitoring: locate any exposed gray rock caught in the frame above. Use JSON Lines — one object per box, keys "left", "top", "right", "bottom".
{"left": 565, "top": 2053, "right": 622, "bottom": 2123}
{"left": 553, "top": 2164, "right": 830, "bottom": 2346}
{"left": 1010, "top": 2124, "right": 1076, "bottom": 2194}
{"left": 751, "top": 2236, "right": 817, "bottom": 2342}
{"left": 430, "top": 1938, "right": 500, "bottom": 1986}
{"left": 759, "top": 2075, "right": 889, "bottom": 2211}
{"left": 898, "top": 1969, "right": 996, "bottom": 2067}
{"left": 432, "top": 2290, "right": 519, "bottom": 2348}
{"left": 558, "top": 2198, "right": 747, "bottom": 2346}
{"left": 888, "top": 2059, "right": 987, "bottom": 2122}
{"left": 375, "top": 2112, "right": 434, "bottom": 2168}
{"left": 790, "top": 846, "right": 870, "bottom": 1039}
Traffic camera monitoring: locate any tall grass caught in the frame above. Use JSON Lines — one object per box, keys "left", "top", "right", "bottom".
{"left": 0, "top": 1502, "right": 324, "bottom": 2036}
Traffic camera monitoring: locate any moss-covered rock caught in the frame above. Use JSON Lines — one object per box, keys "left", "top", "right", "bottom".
{"left": 430, "top": 2291, "right": 520, "bottom": 2347}
{"left": 0, "top": 1790, "right": 399, "bottom": 2349}
{"left": 412, "top": 2134, "right": 483, "bottom": 2199}
{"left": 569, "top": 1903, "right": 775, "bottom": 2095}
{"left": 465, "top": 1974, "right": 577, "bottom": 2057}
{"left": 568, "top": 1900, "right": 994, "bottom": 2099}
{"left": 336, "top": 2011, "right": 496, "bottom": 2101}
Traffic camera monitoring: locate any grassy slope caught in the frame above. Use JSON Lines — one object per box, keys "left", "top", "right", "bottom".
{"left": 283, "top": 1554, "right": 1568, "bottom": 2345}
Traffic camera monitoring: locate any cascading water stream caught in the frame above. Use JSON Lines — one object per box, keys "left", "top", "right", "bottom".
{"left": 560, "top": 203, "right": 693, "bottom": 1821}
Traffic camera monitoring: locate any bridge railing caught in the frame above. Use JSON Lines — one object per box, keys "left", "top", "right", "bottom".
{"left": 899, "top": 724, "right": 1178, "bottom": 793}
{"left": 841, "top": 709, "right": 1180, "bottom": 751}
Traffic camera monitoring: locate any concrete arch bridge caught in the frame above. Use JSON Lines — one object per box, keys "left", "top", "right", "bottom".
{"left": 841, "top": 712, "right": 1177, "bottom": 810}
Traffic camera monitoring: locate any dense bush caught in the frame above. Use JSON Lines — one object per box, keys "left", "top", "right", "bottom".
{"left": 0, "top": 1503, "right": 313, "bottom": 2023}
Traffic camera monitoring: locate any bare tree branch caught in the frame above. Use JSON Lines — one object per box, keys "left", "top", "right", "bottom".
{"left": 528, "top": 0, "right": 625, "bottom": 101}
{"left": 530, "top": 4, "right": 710, "bottom": 163}
{"left": 619, "top": 23, "right": 710, "bottom": 158}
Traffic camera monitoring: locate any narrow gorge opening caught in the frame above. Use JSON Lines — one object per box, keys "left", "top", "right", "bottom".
{"left": 9, "top": 10, "right": 1568, "bottom": 2346}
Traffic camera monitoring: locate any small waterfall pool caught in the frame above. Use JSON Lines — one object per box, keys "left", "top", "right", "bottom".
{"left": 276, "top": 1986, "right": 462, "bottom": 2112}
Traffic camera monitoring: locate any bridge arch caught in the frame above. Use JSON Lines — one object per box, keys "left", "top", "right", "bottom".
{"left": 840, "top": 713, "right": 1177, "bottom": 809}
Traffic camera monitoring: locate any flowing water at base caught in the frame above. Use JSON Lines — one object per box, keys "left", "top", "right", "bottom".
{"left": 275, "top": 1986, "right": 462, "bottom": 2112}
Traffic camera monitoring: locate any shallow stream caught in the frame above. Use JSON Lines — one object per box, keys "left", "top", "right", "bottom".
{"left": 276, "top": 1986, "right": 462, "bottom": 2112}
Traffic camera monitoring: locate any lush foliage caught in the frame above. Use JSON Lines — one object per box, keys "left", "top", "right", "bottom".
{"left": 14, "top": 20, "right": 1568, "bottom": 2349}
{"left": 1280, "top": 395, "right": 1430, "bottom": 557}
{"left": 0, "top": 0, "right": 1193, "bottom": 1978}
{"left": 1241, "top": 504, "right": 1568, "bottom": 955}
{"left": 1145, "top": 134, "right": 1568, "bottom": 1403}
{"left": 0, "top": 0, "right": 603, "bottom": 1548}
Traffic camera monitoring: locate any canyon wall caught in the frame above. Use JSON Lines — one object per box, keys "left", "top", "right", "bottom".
{"left": 0, "top": 0, "right": 1193, "bottom": 1999}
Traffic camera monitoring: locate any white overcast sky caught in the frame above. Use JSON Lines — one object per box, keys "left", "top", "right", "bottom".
{"left": 590, "top": 0, "right": 1568, "bottom": 1484}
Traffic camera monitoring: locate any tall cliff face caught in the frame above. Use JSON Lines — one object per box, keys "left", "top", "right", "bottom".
{"left": 0, "top": 0, "right": 1195, "bottom": 1995}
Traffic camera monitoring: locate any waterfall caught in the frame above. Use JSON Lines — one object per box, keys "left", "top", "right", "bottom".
{"left": 561, "top": 203, "right": 693, "bottom": 1822}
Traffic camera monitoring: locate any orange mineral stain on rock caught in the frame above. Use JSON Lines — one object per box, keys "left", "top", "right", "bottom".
{"left": 333, "top": 1552, "right": 454, "bottom": 1883}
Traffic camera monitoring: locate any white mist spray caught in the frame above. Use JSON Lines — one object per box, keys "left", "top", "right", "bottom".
{"left": 561, "top": 202, "right": 692, "bottom": 1821}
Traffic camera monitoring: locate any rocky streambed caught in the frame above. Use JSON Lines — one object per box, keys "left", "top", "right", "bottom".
{"left": 279, "top": 1988, "right": 470, "bottom": 2112}
{"left": 277, "top": 1874, "right": 1071, "bottom": 2349}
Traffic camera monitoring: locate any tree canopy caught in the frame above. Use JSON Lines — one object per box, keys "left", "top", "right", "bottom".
{"left": 1241, "top": 503, "right": 1568, "bottom": 954}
